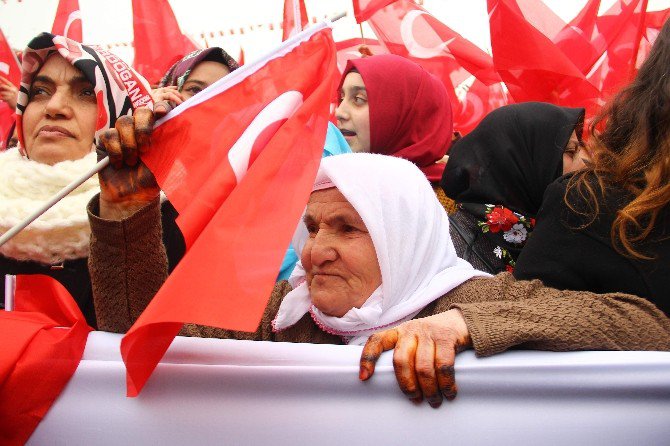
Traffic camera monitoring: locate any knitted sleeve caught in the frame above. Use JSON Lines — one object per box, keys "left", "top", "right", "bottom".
{"left": 88, "top": 195, "right": 168, "bottom": 333}
{"left": 445, "top": 275, "right": 670, "bottom": 356}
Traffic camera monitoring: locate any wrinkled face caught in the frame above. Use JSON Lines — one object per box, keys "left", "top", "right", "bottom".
{"left": 22, "top": 54, "right": 97, "bottom": 165}
{"left": 562, "top": 130, "right": 589, "bottom": 174}
{"left": 301, "top": 187, "right": 381, "bottom": 317}
{"left": 180, "top": 61, "right": 230, "bottom": 99}
{"left": 335, "top": 72, "right": 371, "bottom": 153}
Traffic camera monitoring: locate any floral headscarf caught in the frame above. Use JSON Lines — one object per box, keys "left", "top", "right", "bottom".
{"left": 15, "top": 32, "right": 153, "bottom": 156}
{"left": 158, "top": 47, "right": 239, "bottom": 91}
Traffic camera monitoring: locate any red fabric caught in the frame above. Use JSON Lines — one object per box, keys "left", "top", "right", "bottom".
{"left": 552, "top": 0, "right": 602, "bottom": 75}
{"left": 488, "top": 0, "right": 601, "bottom": 109}
{"left": 131, "top": 0, "right": 198, "bottom": 85}
{"left": 0, "top": 275, "right": 91, "bottom": 445}
{"left": 238, "top": 47, "right": 245, "bottom": 66}
{"left": 0, "top": 28, "right": 20, "bottom": 150}
{"left": 51, "top": 0, "right": 83, "bottom": 42}
{"left": 122, "top": 26, "right": 338, "bottom": 397}
{"left": 586, "top": 0, "right": 648, "bottom": 101}
{"left": 365, "top": 0, "right": 503, "bottom": 135}
{"left": 353, "top": 0, "right": 398, "bottom": 23}
{"left": 334, "top": 37, "right": 388, "bottom": 73}
{"left": 282, "top": 0, "right": 309, "bottom": 41}
{"left": 342, "top": 54, "right": 452, "bottom": 181}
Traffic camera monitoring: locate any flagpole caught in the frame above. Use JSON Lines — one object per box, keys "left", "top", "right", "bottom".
{"left": 0, "top": 11, "right": 347, "bottom": 249}
{"left": 0, "top": 157, "right": 110, "bottom": 248}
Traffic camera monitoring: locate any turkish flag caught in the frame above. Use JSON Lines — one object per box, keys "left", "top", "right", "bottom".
{"left": 552, "top": 0, "right": 603, "bottom": 76}
{"left": 132, "top": 0, "right": 199, "bottom": 85}
{"left": 452, "top": 78, "right": 510, "bottom": 136}
{"left": 0, "top": 28, "right": 20, "bottom": 150}
{"left": 51, "top": 0, "right": 83, "bottom": 42}
{"left": 353, "top": 0, "right": 398, "bottom": 23}
{"left": 121, "top": 24, "right": 338, "bottom": 396}
{"left": 586, "top": 0, "right": 649, "bottom": 101}
{"left": 0, "top": 275, "right": 91, "bottom": 445}
{"left": 282, "top": 0, "right": 309, "bottom": 41}
{"left": 335, "top": 37, "right": 388, "bottom": 73}
{"left": 488, "top": 0, "right": 601, "bottom": 108}
{"left": 368, "top": 0, "right": 499, "bottom": 88}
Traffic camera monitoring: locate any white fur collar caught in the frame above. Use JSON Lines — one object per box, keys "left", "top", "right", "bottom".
{"left": 0, "top": 147, "right": 99, "bottom": 264}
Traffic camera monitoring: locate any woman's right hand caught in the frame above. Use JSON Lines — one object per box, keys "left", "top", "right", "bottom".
{"left": 151, "top": 86, "right": 184, "bottom": 117}
{"left": 97, "top": 107, "right": 160, "bottom": 220}
{"left": 0, "top": 76, "right": 18, "bottom": 110}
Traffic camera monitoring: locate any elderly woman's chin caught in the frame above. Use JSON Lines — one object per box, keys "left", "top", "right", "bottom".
{"left": 25, "top": 139, "right": 92, "bottom": 165}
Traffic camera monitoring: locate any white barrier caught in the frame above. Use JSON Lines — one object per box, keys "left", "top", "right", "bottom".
{"left": 29, "top": 331, "right": 670, "bottom": 445}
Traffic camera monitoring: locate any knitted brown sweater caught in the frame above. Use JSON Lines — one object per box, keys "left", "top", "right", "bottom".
{"left": 88, "top": 196, "right": 670, "bottom": 356}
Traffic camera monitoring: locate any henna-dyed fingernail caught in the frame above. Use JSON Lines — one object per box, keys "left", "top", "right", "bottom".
{"left": 359, "top": 366, "right": 370, "bottom": 381}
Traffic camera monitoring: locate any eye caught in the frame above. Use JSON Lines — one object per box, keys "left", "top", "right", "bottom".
{"left": 29, "top": 86, "right": 50, "bottom": 99}
{"left": 306, "top": 223, "right": 318, "bottom": 235}
{"left": 184, "top": 86, "right": 202, "bottom": 96}
{"left": 353, "top": 96, "right": 367, "bottom": 105}
{"left": 342, "top": 224, "right": 358, "bottom": 233}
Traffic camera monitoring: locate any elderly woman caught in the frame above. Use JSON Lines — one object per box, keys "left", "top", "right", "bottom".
{"left": 335, "top": 54, "right": 455, "bottom": 212}
{"left": 0, "top": 33, "right": 160, "bottom": 326}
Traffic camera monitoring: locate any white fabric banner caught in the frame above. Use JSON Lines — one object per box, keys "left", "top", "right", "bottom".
{"left": 29, "top": 331, "right": 670, "bottom": 445}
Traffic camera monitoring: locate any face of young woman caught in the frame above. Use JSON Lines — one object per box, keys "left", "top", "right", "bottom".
{"left": 562, "top": 130, "right": 589, "bottom": 174}
{"left": 335, "top": 72, "right": 371, "bottom": 153}
{"left": 22, "top": 54, "right": 97, "bottom": 165}
{"left": 301, "top": 187, "right": 382, "bottom": 318}
{"left": 180, "top": 61, "right": 231, "bottom": 100}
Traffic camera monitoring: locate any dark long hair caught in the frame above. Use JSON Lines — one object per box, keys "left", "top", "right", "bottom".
{"left": 567, "top": 18, "right": 670, "bottom": 259}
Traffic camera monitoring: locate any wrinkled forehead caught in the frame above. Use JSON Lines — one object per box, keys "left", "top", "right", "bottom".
{"left": 307, "top": 187, "right": 349, "bottom": 206}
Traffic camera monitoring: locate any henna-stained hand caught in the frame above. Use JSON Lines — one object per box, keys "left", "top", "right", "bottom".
{"left": 151, "top": 86, "right": 184, "bottom": 119}
{"left": 97, "top": 107, "right": 159, "bottom": 220}
{"left": 359, "top": 309, "right": 472, "bottom": 408}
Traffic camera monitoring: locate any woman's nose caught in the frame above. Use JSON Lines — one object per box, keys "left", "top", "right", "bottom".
{"left": 44, "top": 90, "right": 73, "bottom": 119}
{"left": 335, "top": 100, "right": 349, "bottom": 122}
{"left": 308, "top": 231, "right": 338, "bottom": 266}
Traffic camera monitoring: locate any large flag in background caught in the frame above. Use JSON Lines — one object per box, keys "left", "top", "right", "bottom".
{"left": 0, "top": 275, "right": 91, "bottom": 445}
{"left": 51, "top": 0, "right": 83, "bottom": 42}
{"left": 0, "top": 27, "right": 20, "bottom": 150}
{"left": 334, "top": 37, "right": 388, "bottom": 72}
{"left": 132, "top": 0, "right": 198, "bottom": 85}
{"left": 122, "top": 23, "right": 339, "bottom": 396}
{"left": 367, "top": 0, "right": 501, "bottom": 134}
{"left": 488, "top": 0, "right": 601, "bottom": 108}
{"left": 282, "top": 0, "right": 309, "bottom": 41}
{"left": 353, "top": 0, "right": 398, "bottom": 23}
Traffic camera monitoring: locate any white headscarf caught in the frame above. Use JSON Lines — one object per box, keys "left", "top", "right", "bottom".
{"left": 272, "top": 153, "right": 490, "bottom": 344}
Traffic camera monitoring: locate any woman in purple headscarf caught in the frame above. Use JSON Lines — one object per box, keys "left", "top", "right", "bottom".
{"left": 151, "top": 47, "right": 239, "bottom": 115}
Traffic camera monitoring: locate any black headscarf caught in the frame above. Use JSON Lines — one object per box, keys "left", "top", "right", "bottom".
{"left": 441, "top": 102, "right": 584, "bottom": 217}
{"left": 441, "top": 102, "right": 584, "bottom": 273}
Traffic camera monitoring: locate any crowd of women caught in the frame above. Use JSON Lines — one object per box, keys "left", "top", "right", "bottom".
{"left": 1, "top": 19, "right": 670, "bottom": 409}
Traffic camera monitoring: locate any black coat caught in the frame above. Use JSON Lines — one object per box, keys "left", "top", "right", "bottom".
{"left": 0, "top": 200, "right": 185, "bottom": 329}
{"left": 514, "top": 174, "right": 670, "bottom": 316}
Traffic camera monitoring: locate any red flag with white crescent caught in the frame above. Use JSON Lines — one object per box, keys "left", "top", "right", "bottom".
{"left": 121, "top": 23, "right": 338, "bottom": 396}
{"left": 282, "top": 0, "right": 309, "bottom": 41}
{"left": 0, "top": 27, "right": 20, "bottom": 150}
{"left": 51, "top": 0, "right": 83, "bottom": 42}
{"left": 131, "top": 0, "right": 198, "bottom": 85}
{"left": 0, "top": 275, "right": 92, "bottom": 445}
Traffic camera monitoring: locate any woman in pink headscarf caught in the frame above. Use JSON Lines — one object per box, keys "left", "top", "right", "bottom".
{"left": 335, "top": 54, "right": 455, "bottom": 211}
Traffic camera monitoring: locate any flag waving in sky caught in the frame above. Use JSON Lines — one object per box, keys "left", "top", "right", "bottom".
{"left": 282, "top": 0, "right": 309, "bottom": 41}
{"left": 0, "top": 27, "right": 19, "bottom": 149}
{"left": 121, "top": 22, "right": 339, "bottom": 396}
{"left": 132, "top": 0, "right": 198, "bottom": 85}
{"left": 51, "top": 0, "right": 83, "bottom": 42}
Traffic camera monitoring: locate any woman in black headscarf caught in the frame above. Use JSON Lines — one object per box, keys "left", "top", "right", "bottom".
{"left": 441, "top": 102, "right": 585, "bottom": 274}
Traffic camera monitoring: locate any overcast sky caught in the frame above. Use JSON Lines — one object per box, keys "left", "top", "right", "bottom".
{"left": 1, "top": 0, "right": 667, "bottom": 64}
